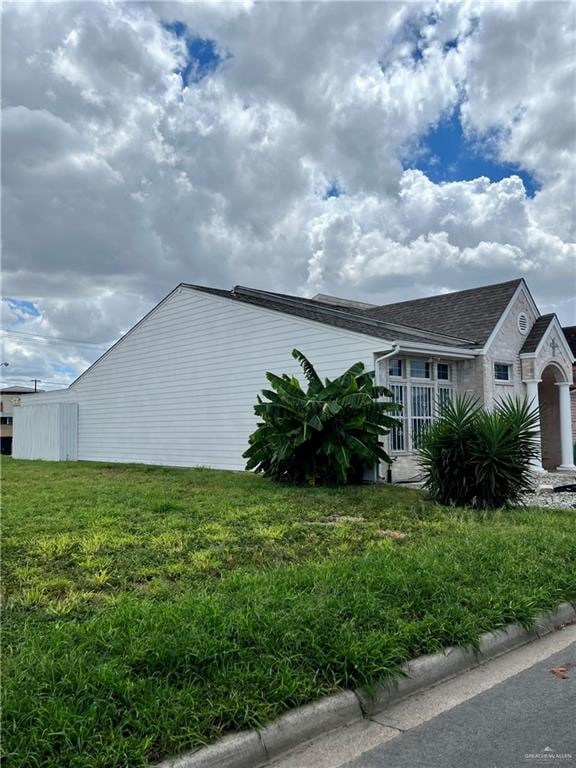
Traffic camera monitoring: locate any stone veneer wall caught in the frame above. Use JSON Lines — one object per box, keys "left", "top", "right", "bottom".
{"left": 484, "top": 288, "right": 538, "bottom": 408}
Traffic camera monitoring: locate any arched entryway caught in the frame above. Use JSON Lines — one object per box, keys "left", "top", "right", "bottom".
{"left": 538, "top": 364, "right": 563, "bottom": 470}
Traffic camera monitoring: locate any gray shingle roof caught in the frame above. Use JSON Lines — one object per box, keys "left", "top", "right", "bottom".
{"left": 520, "top": 314, "right": 555, "bottom": 354}
{"left": 562, "top": 325, "right": 576, "bottom": 357}
{"left": 362, "top": 279, "right": 524, "bottom": 346}
{"left": 182, "top": 284, "right": 480, "bottom": 348}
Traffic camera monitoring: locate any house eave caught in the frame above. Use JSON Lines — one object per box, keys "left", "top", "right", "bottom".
{"left": 391, "top": 340, "right": 479, "bottom": 358}
{"left": 520, "top": 317, "right": 576, "bottom": 364}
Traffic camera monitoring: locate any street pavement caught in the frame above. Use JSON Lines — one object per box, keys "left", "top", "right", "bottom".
{"left": 266, "top": 625, "right": 576, "bottom": 768}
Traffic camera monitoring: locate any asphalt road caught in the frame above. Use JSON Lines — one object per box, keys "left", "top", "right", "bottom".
{"left": 345, "top": 641, "right": 576, "bottom": 768}
{"left": 267, "top": 626, "right": 576, "bottom": 768}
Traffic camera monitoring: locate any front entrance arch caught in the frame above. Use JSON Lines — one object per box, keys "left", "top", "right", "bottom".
{"left": 538, "top": 364, "right": 563, "bottom": 470}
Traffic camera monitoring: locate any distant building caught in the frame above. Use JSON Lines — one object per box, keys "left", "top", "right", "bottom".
{"left": 1, "top": 386, "right": 42, "bottom": 454}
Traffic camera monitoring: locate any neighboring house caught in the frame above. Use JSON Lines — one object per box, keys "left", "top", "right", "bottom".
{"left": 1, "top": 386, "right": 41, "bottom": 454}
{"left": 561, "top": 325, "right": 576, "bottom": 456}
{"left": 13, "top": 278, "right": 576, "bottom": 478}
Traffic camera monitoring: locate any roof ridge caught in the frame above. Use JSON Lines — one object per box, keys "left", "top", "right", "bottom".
{"left": 370, "top": 278, "right": 524, "bottom": 312}
{"left": 229, "top": 285, "right": 477, "bottom": 345}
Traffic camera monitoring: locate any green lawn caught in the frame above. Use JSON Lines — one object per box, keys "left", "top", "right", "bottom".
{"left": 2, "top": 458, "right": 575, "bottom": 768}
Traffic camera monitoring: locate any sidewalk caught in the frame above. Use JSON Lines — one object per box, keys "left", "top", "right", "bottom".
{"left": 265, "top": 623, "right": 576, "bottom": 768}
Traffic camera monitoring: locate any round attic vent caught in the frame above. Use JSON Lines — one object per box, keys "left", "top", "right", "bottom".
{"left": 517, "top": 312, "right": 529, "bottom": 335}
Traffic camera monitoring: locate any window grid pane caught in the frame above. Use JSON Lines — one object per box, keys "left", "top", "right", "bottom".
{"left": 437, "top": 363, "right": 450, "bottom": 380}
{"left": 494, "top": 364, "right": 510, "bottom": 381}
{"left": 410, "top": 360, "right": 431, "bottom": 379}
{"left": 389, "top": 384, "right": 406, "bottom": 451}
{"left": 437, "top": 386, "right": 453, "bottom": 414}
{"left": 411, "top": 385, "right": 433, "bottom": 449}
{"left": 385, "top": 360, "right": 456, "bottom": 454}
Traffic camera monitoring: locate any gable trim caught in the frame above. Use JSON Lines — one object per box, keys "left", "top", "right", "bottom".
{"left": 519, "top": 315, "right": 576, "bottom": 364}
{"left": 481, "top": 279, "right": 540, "bottom": 354}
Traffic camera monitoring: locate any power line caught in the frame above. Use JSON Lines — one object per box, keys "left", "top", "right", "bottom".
{"left": 1, "top": 379, "right": 72, "bottom": 388}
{"left": 1, "top": 329, "right": 112, "bottom": 347}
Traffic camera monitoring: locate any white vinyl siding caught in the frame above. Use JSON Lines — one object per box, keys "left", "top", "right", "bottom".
{"left": 16, "top": 289, "right": 390, "bottom": 470}
{"left": 13, "top": 403, "right": 78, "bottom": 460}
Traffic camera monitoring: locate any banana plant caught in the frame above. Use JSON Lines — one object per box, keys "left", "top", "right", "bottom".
{"left": 243, "top": 349, "right": 401, "bottom": 485}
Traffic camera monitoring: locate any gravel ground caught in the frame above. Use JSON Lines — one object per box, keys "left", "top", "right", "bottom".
{"left": 520, "top": 471, "right": 576, "bottom": 510}
{"left": 393, "top": 472, "right": 576, "bottom": 510}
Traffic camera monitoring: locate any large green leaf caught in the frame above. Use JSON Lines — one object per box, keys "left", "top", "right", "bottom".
{"left": 243, "top": 350, "right": 400, "bottom": 484}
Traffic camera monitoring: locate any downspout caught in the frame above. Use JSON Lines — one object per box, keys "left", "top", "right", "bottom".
{"left": 374, "top": 345, "right": 401, "bottom": 482}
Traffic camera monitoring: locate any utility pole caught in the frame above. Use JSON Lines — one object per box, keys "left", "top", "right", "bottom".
{"left": 30, "top": 379, "right": 41, "bottom": 392}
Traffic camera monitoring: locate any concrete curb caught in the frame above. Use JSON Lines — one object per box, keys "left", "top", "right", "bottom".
{"left": 259, "top": 691, "right": 362, "bottom": 760}
{"left": 154, "top": 601, "right": 576, "bottom": 768}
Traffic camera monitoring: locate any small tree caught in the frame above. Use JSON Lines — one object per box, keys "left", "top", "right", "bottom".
{"left": 418, "top": 394, "right": 540, "bottom": 509}
{"left": 243, "top": 349, "right": 400, "bottom": 485}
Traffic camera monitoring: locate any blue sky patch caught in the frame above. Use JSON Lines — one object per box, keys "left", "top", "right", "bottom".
{"left": 324, "top": 180, "right": 344, "bottom": 199}
{"left": 51, "top": 362, "right": 77, "bottom": 377}
{"left": 164, "top": 20, "right": 222, "bottom": 86}
{"left": 2, "top": 297, "right": 40, "bottom": 319}
{"left": 407, "top": 110, "right": 540, "bottom": 197}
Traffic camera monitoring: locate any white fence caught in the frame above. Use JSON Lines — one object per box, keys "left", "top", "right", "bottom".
{"left": 13, "top": 403, "right": 78, "bottom": 461}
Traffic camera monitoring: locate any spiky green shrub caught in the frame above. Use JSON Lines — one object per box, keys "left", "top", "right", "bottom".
{"left": 243, "top": 349, "right": 400, "bottom": 485}
{"left": 418, "top": 394, "right": 540, "bottom": 509}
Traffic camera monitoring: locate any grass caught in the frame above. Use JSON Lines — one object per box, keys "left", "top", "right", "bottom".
{"left": 2, "top": 458, "right": 575, "bottom": 767}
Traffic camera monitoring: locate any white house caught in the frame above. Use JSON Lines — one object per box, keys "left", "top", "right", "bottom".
{"left": 13, "top": 278, "right": 576, "bottom": 479}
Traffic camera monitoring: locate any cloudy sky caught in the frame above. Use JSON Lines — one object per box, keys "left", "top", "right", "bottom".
{"left": 2, "top": 0, "right": 575, "bottom": 389}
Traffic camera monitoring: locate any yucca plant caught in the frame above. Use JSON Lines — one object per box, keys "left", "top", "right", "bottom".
{"left": 418, "top": 394, "right": 540, "bottom": 509}
{"left": 243, "top": 349, "right": 400, "bottom": 485}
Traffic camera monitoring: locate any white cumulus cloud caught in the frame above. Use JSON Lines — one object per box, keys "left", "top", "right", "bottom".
{"left": 1, "top": 0, "right": 574, "bottom": 388}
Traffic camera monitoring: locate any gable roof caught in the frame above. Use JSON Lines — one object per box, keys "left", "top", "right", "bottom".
{"left": 68, "top": 277, "right": 531, "bottom": 390}
{"left": 520, "top": 314, "right": 555, "bottom": 354}
{"left": 361, "top": 279, "right": 524, "bottom": 346}
{"left": 183, "top": 284, "right": 477, "bottom": 348}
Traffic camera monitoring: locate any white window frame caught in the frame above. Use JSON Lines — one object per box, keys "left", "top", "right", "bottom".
{"left": 388, "top": 358, "right": 404, "bottom": 379}
{"left": 494, "top": 362, "right": 513, "bottom": 383}
{"left": 409, "top": 359, "right": 431, "bottom": 380}
{"left": 384, "top": 357, "right": 455, "bottom": 454}
{"left": 437, "top": 362, "right": 451, "bottom": 381}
